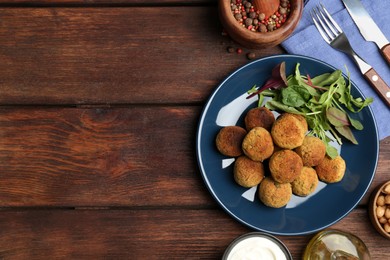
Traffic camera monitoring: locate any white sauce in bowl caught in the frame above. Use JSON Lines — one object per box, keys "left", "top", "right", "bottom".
{"left": 227, "top": 236, "right": 288, "bottom": 260}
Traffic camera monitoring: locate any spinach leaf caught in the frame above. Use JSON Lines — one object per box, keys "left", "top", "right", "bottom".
{"left": 281, "top": 85, "right": 311, "bottom": 107}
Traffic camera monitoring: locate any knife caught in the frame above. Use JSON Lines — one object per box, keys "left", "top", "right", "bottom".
{"left": 342, "top": 0, "right": 390, "bottom": 65}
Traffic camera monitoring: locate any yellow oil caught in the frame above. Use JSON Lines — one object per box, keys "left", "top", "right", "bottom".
{"left": 303, "top": 229, "right": 371, "bottom": 260}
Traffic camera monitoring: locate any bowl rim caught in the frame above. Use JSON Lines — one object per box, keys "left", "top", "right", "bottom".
{"left": 369, "top": 180, "right": 390, "bottom": 239}
{"left": 303, "top": 229, "right": 371, "bottom": 258}
{"left": 218, "top": 0, "right": 304, "bottom": 48}
{"left": 222, "top": 232, "right": 293, "bottom": 260}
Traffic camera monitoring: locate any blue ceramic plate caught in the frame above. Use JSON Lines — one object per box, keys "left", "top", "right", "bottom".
{"left": 196, "top": 54, "right": 379, "bottom": 235}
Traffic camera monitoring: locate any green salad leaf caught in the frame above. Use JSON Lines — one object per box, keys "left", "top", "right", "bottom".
{"left": 247, "top": 62, "right": 373, "bottom": 158}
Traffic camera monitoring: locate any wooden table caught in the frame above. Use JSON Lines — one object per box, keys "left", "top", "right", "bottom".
{"left": 0, "top": 1, "right": 389, "bottom": 259}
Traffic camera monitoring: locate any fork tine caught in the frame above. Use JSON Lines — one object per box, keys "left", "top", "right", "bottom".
{"left": 317, "top": 6, "right": 338, "bottom": 37}
{"left": 311, "top": 8, "right": 332, "bottom": 43}
{"left": 319, "top": 3, "right": 343, "bottom": 33}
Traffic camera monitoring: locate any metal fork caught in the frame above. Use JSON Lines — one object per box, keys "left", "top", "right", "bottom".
{"left": 311, "top": 3, "right": 390, "bottom": 107}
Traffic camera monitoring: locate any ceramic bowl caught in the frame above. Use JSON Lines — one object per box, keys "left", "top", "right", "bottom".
{"left": 368, "top": 180, "right": 390, "bottom": 239}
{"left": 222, "top": 232, "right": 292, "bottom": 260}
{"left": 219, "top": 0, "right": 304, "bottom": 49}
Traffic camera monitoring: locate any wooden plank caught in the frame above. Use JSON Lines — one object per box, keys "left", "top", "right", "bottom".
{"left": 0, "top": 7, "right": 282, "bottom": 105}
{"left": 0, "top": 0, "right": 217, "bottom": 5}
{"left": 0, "top": 106, "right": 211, "bottom": 206}
{"left": 0, "top": 208, "right": 388, "bottom": 259}
{"left": 0, "top": 107, "right": 389, "bottom": 207}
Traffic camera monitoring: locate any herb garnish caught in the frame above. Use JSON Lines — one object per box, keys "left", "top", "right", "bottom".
{"left": 247, "top": 62, "right": 373, "bottom": 158}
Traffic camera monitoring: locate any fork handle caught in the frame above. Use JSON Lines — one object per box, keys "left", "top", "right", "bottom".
{"left": 381, "top": 43, "right": 390, "bottom": 66}
{"left": 364, "top": 68, "right": 390, "bottom": 108}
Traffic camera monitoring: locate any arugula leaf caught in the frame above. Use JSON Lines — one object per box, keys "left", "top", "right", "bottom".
{"left": 310, "top": 73, "right": 331, "bottom": 86}
{"left": 317, "top": 70, "right": 342, "bottom": 87}
{"left": 265, "top": 100, "right": 304, "bottom": 115}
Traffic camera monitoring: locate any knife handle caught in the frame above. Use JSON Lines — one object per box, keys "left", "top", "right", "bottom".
{"left": 364, "top": 68, "right": 390, "bottom": 108}
{"left": 381, "top": 43, "right": 390, "bottom": 66}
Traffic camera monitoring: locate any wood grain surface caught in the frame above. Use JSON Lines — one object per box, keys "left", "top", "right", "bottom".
{"left": 0, "top": 208, "right": 389, "bottom": 259}
{"left": 0, "top": 107, "right": 211, "bottom": 206}
{"left": 0, "top": 1, "right": 389, "bottom": 259}
{"left": 1, "top": 107, "right": 388, "bottom": 207}
{"left": 0, "top": 7, "right": 278, "bottom": 105}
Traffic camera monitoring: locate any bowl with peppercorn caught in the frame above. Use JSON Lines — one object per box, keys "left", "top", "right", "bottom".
{"left": 369, "top": 180, "right": 390, "bottom": 239}
{"left": 219, "top": 0, "right": 303, "bottom": 48}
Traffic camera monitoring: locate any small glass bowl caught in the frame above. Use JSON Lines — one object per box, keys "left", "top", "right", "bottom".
{"left": 303, "top": 229, "right": 371, "bottom": 260}
{"left": 222, "top": 232, "right": 292, "bottom": 260}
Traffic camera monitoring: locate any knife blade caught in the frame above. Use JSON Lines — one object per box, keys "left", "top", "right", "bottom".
{"left": 342, "top": 0, "right": 390, "bottom": 65}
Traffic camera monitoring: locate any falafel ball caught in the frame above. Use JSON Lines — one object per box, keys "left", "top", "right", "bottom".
{"left": 316, "top": 155, "right": 346, "bottom": 183}
{"left": 244, "top": 106, "right": 275, "bottom": 131}
{"left": 269, "top": 149, "right": 303, "bottom": 183}
{"left": 292, "top": 166, "right": 319, "bottom": 196}
{"left": 259, "top": 177, "right": 292, "bottom": 208}
{"left": 215, "top": 126, "right": 247, "bottom": 157}
{"left": 295, "top": 136, "right": 326, "bottom": 166}
{"left": 234, "top": 155, "right": 265, "bottom": 188}
{"left": 290, "top": 113, "right": 308, "bottom": 133}
{"left": 271, "top": 113, "right": 306, "bottom": 149}
{"left": 242, "top": 127, "right": 274, "bottom": 162}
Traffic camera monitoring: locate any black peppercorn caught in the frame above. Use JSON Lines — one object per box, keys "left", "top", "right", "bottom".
{"left": 247, "top": 52, "right": 256, "bottom": 60}
{"left": 249, "top": 11, "right": 257, "bottom": 19}
{"left": 227, "top": 46, "right": 235, "bottom": 53}
{"left": 245, "top": 18, "right": 253, "bottom": 27}
{"left": 258, "top": 13, "right": 266, "bottom": 21}
{"left": 230, "top": 0, "right": 291, "bottom": 33}
{"left": 258, "top": 24, "right": 267, "bottom": 32}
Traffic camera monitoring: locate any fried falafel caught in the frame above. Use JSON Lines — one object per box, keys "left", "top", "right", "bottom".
{"left": 234, "top": 155, "right": 265, "bottom": 188}
{"left": 316, "top": 155, "right": 346, "bottom": 183}
{"left": 291, "top": 166, "right": 319, "bottom": 196}
{"left": 259, "top": 177, "right": 292, "bottom": 208}
{"left": 242, "top": 127, "right": 274, "bottom": 162}
{"left": 215, "top": 126, "right": 247, "bottom": 157}
{"left": 269, "top": 149, "right": 303, "bottom": 183}
{"left": 244, "top": 106, "right": 275, "bottom": 131}
{"left": 271, "top": 113, "right": 306, "bottom": 149}
{"left": 295, "top": 136, "right": 326, "bottom": 166}
{"left": 290, "top": 113, "right": 308, "bottom": 133}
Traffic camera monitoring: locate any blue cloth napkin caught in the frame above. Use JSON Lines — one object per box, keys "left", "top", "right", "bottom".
{"left": 281, "top": 0, "right": 390, "bottom": 140}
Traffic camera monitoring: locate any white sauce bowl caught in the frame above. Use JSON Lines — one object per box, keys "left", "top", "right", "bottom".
{"left": 223, "top": 232, "right": 293, "bottom": 260}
